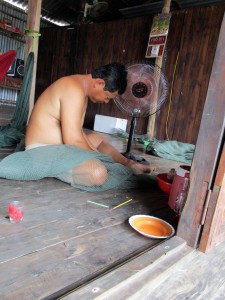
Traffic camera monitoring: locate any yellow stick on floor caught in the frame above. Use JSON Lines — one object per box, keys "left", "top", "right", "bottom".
{"left": 111, "top": 199, "right": 132, "bottom": 210}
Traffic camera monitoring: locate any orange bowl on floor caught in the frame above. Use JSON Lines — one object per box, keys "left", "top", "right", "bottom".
{"left": 157, "top": 173, "right": 172, "bottom": 195}
{"left": 129, "top": 215, "right": 175, "bottom": 239}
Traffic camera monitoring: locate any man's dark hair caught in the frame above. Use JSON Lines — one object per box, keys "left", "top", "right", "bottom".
{"left": 92, "top": 62, "right": 127, "bottom": 95}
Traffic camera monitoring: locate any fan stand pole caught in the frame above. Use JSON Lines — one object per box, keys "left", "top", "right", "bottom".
{"left": 123, "top": 116, "right": 149, "bottom": 165}
{"left": 126, "top": 115, "right": 136, "bottom": 155}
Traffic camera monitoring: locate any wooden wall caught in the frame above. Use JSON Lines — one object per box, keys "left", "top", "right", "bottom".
{"left": 36, "top": 17, "right": 153, "bottom": 135}
{"left": 158, "top": 5, "right": 225, "bottom": 144}
{"left": 73, "top": 17, "right": 154, "bottom": 134}
{"left": 35, "top": 27, "right": 76, "bottom": 100}
{"left": 35, "top": 4, "right": 225, "bottom": 144}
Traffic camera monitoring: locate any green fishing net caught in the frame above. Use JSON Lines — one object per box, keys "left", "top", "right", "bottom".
{"left": 0, "top": 145, "right": 153, "bottom": 192}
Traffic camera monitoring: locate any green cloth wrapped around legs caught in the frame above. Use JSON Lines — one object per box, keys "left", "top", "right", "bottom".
{"left": 0, "top": 145, "right": 153, "bottom": 192}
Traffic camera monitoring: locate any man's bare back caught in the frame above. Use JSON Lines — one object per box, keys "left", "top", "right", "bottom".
{"left": 25, "top": 75, "right": 88, "bottom": 147}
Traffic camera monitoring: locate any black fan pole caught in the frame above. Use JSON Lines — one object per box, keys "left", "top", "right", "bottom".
{"left": 126, "top": 115, "right": 136, "bottom": 155}
{"left": 123, "top": 115, "right": 149, "bottom": 165}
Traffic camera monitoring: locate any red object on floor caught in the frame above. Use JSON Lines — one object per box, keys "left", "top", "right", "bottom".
{"left": 168, "top": 165, "right": 191, "bottom": 212}
{"left": 0, "top": 50, "right": 17, "bottom": 83}
{"left": 157, "top": 173, "right": 172, "bottom": 195}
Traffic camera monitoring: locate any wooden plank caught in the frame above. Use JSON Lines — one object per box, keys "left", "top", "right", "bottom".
{"left": 214, "top": 143, "right": 225, "bottom": 187}
{"left": 0, "top": 180, "right": 168, "bottom": 263}
{"left": 0, "top": 174, "right": 177, "bottom": 299}
{"left": 177, "top": 11, "right": 225, "bottom": 248}
{"left": 0, "top": 77, "right": 22, "bottom": 90}
{"left": 67, "top": 237, "right": 195, "bottom": 300}
{"left": 68, "top": 238, "right": 225, "bottom": 300}
{"left": 157, "top": 5, "right": 225, "bottom": 143}
{"left": 124, "top": 239, "right": 225, "bottom": 300}
{"left": 0, "top": 130, "right": 182, "bottom": 299}
{"left": 0, "top": 222, "right": 160, "bottom": 299}
{"left": 63, "top": 236, "right": 188, "bottom": 299}
{"left": 199, "top": 174, "right": 225, "bottom": 252}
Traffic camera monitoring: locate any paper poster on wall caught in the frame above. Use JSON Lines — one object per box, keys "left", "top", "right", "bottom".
{"left": 146, "top": 13, "right": 171, "bottom": 58}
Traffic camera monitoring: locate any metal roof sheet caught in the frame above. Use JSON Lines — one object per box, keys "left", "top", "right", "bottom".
{"left": 2, "top": 0, "right": 225, "bottom": 26}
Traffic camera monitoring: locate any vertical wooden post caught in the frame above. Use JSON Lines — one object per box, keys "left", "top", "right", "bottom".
{"left": 177, "top": 12, "right": 225, "bottom": 249}
{"left": 25, "top": 0, "right": 42, "bottom": 121}
{"left": 147, "top": 0, "right": 171, "bottom": 141}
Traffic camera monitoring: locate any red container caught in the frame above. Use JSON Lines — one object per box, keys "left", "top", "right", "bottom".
{"left": 157, "top": 173, "right": 172, "bottom": 195}
{"left": 168, "top": 165, "right": 190, "bottom": 211}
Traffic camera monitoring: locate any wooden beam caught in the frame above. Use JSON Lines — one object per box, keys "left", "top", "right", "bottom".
{"left": 177, "top": 12, "right": 225, "bottom": 249}
{"left": 198, "top": 141, "right": 225, "bottom": 252}
{"left": 147, "top": 0, "right": 171, "bottom": 140}
{"left": 25, "top": 0, "right": 42, "bottom": 121}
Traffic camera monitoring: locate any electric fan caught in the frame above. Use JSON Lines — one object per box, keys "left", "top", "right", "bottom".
{"left": 114, "top": 62, "right": 169, "bottom": 164}
{"left": 84, "top": 1, "right": 109, "bottom": 19}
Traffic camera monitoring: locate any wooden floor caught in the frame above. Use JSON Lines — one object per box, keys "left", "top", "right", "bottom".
{"left": 64, "top": 236, "right": 225, "bottom": 300}
{"left": 0, "top": 104, "right": 183, "bottom": 299}
{"left": 1, "top": 104, "right": 224, "bottom": 299}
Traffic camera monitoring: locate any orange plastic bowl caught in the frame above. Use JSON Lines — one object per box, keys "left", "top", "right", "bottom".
{"left": 157, "top": 173, "right": 172, "bottom": 195}
{"left": 129, "top": 215, "right": 175, "bottom": 239}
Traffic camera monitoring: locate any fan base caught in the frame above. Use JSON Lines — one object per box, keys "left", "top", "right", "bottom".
{"left": 123, "top": 152, "right": 150, "bottom": 166}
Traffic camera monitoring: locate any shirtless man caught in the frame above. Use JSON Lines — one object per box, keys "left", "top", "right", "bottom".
{"left": 25, "top": 63, "right": 153, "bottom": 187}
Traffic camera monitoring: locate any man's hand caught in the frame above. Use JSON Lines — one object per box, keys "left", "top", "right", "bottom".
{"left": 126, "top": 160, "right": 156, "bottom": 175}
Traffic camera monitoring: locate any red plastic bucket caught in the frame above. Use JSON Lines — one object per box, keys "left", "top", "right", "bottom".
{"left": 168, "top": 165, "right": 190, "bottom": 211}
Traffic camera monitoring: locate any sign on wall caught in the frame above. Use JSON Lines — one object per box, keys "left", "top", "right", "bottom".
{"left": 146, "top": 13, "right": 171, "bottom": 58}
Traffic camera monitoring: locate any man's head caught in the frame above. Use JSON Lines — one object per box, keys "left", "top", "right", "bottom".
{"left": 92, "top": 62, "right": 127, "bottom": 95}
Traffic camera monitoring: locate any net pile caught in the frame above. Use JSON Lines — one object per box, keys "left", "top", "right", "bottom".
{"left": 0, "top": 145, "right": 153, "bottom": 192}
{"left": 146, "top": 139, "right": 195, "bottom": 164}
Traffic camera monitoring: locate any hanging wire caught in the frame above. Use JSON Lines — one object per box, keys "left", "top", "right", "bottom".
{"left": 165, "top": 11, "right": 186, "bottom": 141}
{"left": 165, "top": 51, "right": 179, "bottom": 140}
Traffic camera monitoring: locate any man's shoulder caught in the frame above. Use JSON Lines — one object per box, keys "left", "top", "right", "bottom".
{"left": 52, "top": 75, "right": 82, "bottom": 91}
{"left": 53, "top": 75, "right": 87, "bottom": 103}
{"left": 57, "top": 75, "right": 79, "bottom": 84}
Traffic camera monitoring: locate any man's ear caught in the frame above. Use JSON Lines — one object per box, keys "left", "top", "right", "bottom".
{"left": 94, "top": 78, "right": 105, "bottom": 89}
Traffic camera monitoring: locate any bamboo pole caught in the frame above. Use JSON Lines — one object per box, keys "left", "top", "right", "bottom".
{"left": 25, "top": 0, "right": 42, "bottom": 121}
{"left": 147, "top": 0, "right": 171, "bottom": 141}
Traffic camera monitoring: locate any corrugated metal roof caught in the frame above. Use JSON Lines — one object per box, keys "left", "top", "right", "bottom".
{"left": 2, "top": 0, "right": 225, "bottom": 26}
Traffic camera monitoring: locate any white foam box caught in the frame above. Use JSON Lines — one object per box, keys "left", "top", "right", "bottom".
{"left": 93, "top": 114, "right": 127, "bottom": 134}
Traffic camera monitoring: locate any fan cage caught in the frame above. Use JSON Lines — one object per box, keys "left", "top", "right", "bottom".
{"left": 114, "top": 63, "right": 169, "bottom": 118}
